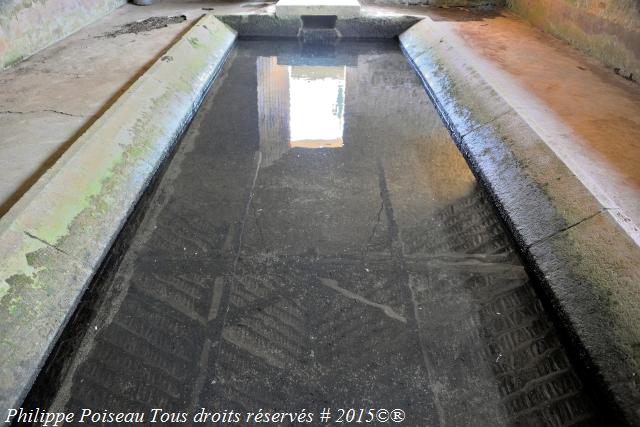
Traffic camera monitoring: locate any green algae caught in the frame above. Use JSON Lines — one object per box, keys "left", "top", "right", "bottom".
{"left": 188, "top": 36, "right": 202, "bottom": 49}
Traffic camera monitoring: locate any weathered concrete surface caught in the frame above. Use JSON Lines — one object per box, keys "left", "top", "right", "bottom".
{"left": 0, "top": 0, "right": 126, "bottom": 70}
{"left": 507, "top": 0, "right": 640, "bottom": 82}
{"left": 276, "top": 0, "right": 361, "bottom": 18}
{"left": 0, "top": 0, "right": 261, "bottom": 218}
{"left": 218, "top": 13, "right": 421, "bottom": 38}
{"left": 401, "top": 17, "right": 640, "bottom": 424}
{"left": 23, "top": 40, "right": 600, "bottom": 425}
{"left": 444, "top": 9, "right": 640, "bottom": 243}
{"left": 0, "top": 14, "right": 235, "bottom": 417}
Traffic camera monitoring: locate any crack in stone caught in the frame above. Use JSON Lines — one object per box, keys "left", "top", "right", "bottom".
{"left": 0, "top": 109, "right": 83, "bottom": 118}
{"left": 376, "top": 159, "right": 403, "bottom": 259}
{"left": 364, "top": 199, "right": 385, "bottom": 252}
{"left": 233, "top": 151, "right": 263, "bottom": 272}
{"left": 23, "top": 231, "right": 71, "bottom": 256}
{"left": 528, "top": 209, "right": 606, "bottom": 249}
{"left": 460, "top": 110, "right": 510, "bottom": 139}
{"left": 252, "top": 203, "right": 268, "bottom": 252}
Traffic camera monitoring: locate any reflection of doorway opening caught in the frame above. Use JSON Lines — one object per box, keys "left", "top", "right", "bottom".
{"left": 257, "top": 57, "right": 347, "bottom": 168}
{"left": 289, "top": 65, "right": 346, "bottom": 149}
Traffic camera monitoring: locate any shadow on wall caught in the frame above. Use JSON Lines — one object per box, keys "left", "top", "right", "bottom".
{"left": 506, "top": 0, "right": 640, "bottom": 82}
{"left": 0, "top": 0, "right": 126, "bottom": 70}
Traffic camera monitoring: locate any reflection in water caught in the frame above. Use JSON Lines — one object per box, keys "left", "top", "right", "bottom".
{"left": 257, "top": 56, "right": 346, "bottom": 167}
{"left": 289, "top": 66, "right": 345, "bottom": 148}
{"left": 28, "top": 42, "right": 600, "bottom": 427}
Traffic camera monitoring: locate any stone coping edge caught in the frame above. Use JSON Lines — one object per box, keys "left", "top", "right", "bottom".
{"left": 0, "top": 14, "right": 236, "bottom": 417}
{"left": 275, "top": 0, "right": 361, "bottom": 19}
{"left": 400, "top": 18, "right": 640, "bottom": 424}
{"left": 216, "top": 13, "right": 421, "bottom": 39}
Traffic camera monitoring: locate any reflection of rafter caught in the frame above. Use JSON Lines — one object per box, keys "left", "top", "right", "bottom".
{"left": 60, "top": 235, "right": 594, "bottom": 425}
{"left": 403, "top": 189, "right": 517, "bottom": 257}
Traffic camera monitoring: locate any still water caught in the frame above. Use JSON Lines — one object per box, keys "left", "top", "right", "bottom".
{"left": 22, "top": 40, "right": 600, "bottom": 426}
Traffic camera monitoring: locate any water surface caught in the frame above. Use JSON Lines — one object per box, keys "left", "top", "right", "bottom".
{"left": 25, "top": 40, "right": 599, "bottom": 426}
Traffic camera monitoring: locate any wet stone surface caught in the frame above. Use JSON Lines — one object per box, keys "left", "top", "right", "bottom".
{"left": 23, "top": 41, "right": 600, "bottom": 426}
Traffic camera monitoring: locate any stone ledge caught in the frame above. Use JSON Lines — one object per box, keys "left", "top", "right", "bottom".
{"left": 400, "top": 18, "right": 640, "bottom": 425}
{"left": 275, "top": 0, "right": 361, "bottom": 18}
{"left": 0, "top": 14, "right": 236, "bottom": 416}
{"left": 217, "top": 13, "right": 421, "bottom": 39}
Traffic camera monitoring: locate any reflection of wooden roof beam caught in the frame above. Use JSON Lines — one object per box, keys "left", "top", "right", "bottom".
{"left": 275, "top": 0, "right": 360, "bottom": 18}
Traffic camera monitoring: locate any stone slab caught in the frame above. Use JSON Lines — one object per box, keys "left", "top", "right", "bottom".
{"left": 275, "top": 0, "right": 360, "bottom": 18}
{"left": 0, "top": 1, "right": 255, "bottom": 218}
{"left": 0, "top": 14, "right": 236, "bottom": 416}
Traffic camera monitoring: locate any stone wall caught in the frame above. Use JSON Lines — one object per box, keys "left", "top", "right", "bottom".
{"left": 507, "top": 0, "right": 640, "bottom": 82}
{"left": 0, "top": 0, "right": 125, "bottom": 69}
{"left": 366, "top": 0, "right": 500, "bottom": 7}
